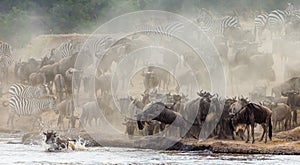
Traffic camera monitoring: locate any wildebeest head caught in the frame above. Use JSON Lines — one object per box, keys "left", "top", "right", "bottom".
{"left": 43, "top": 130, "right": 57, "bottom": 144}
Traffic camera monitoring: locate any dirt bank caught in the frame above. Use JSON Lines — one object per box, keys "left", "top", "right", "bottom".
{"left": 16, "top": 127, "right": 300, "bottom": 155}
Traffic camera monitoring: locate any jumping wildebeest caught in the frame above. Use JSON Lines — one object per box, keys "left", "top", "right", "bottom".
{"left": 43, "top": 130, "right": 76, "bottom": 151}
{"left": 230, "top": 103, "right": 272, "bottom": 143}
{"left": 129, "top": 96, "right": 161, "bottom": 136}
{"left": 137, "top": 102, "right": 197, "bottom": 138}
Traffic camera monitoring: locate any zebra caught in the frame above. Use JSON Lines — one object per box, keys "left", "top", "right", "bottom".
{"left": 8, "top": 83, "right": 49, "bottom": 99}
{"left": 254, "top": 12, "right": 269, "bottom": 43}
{"left": 5, "top": 95, "right": 57, "bottom": 129}
{"left": 0, "top": 41, "right": 13, "bottom": 83}
{"left": 85, "top": 35, "right": 114, "bottom": 59}
{"left": 135, "top": 22, "right": 184, "bottom": 41}
{"left": 196, "top": 8, "right": 240, "bottom": 38}
{"left": 267, "top": 3, "right": 297, "bottom": 38}
{"left": 52, "top": 40, "right": 76, "bottom": 61}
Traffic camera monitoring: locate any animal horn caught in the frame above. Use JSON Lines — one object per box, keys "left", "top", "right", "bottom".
{"left": 129, "top": 96, "right": 134, "bottom": 101}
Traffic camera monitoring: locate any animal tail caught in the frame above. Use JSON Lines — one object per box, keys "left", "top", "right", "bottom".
{"left": 269, "top": 119, "right": 272, "bottom": 141}
{"left": 2, "top": 100, "right": 9, "bottom": 107}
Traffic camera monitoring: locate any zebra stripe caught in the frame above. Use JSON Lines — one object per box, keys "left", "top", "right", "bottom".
{"left": 0, "top": 41, "right": 14, "bottom": 73}
{"left": 136, "top": 22, "right": 184, "bottom": 40}
{"left": 9, "top": 84, "right": 48, "bottom": 99}
{"left": 85, "top": 36, "right": 114, "bottom": 57}
{"left": 267, "top": 3, "right": 296, "bottom": 34}
{"left": 254, "top": 13, "right": 268, "bottom": 42}
{"left": 0, "top": 41, "right": 12, "bottom": 56}
{"left": 9, "top": 95, "right": 56, "bottom": 116}
{"left": 196, "top": 10, "right": 239, "bottom": 36}
{"left": 254, "top": 13, "right": 268, "bottom": 30}
{"left": 53, "top": 40, "right": 75, "bottom": 61}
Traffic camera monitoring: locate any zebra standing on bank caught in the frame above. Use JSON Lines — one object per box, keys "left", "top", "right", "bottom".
{"left": 196, "top": 8, "right": 240, "bottom": 38}
{"left": 6, "top": 95, "right": 57, "bottom": 129}
{"left": 267, "top": 2, "right": 297, "bottom": 38}
{"left": 0, "top": 41, "right": 14, "bottom": 83}
{"left": 8, "top": 83, "right": 49, "bottom": 99}
{"left": 254, "top": 12, "right": 269, "bottom": 43}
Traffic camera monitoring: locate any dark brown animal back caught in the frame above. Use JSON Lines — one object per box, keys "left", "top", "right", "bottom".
{"left": 249, "top": 103, "right": 272, "bottom": 124}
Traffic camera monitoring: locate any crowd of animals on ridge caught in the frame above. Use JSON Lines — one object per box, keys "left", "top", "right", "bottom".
{"left": 0, "top": 2, "right": 300, "bottom": 148}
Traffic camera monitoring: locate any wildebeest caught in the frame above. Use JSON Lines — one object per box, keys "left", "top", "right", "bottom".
{"left": 136, "top": 102, "right": 197, "bottom": 138}
{"left": 15, "top": 58, "right": 41, "bottom": 83}
{"left": 95, "top": 72, "right": 112, "bottom": 97}
{"left": 269, "top": 103, "right": 291, "bottom": 131}
{"left": 80, "top": 101, "right": 101, "bottom": 126}
{"left": 39, "top": 63, "right": 59, "bottom": 84}
{"left": 56, "top": 98, "right": 76, "bottom": 129}
{"left": 29, "top": 72, "right": 46, "bottom": 86}
{"left": 272, "top": 77, "right": 300, "bottom": 97}
{"left": 53, "top": 74, "right": 67, "bottom": 102}
{"left": 281, "top": 90, "right": 300, "bottom": 126}
{"left": 129, "top": 96, "right": 161, "bottom": 136}
{"left": 229, "top": 103, "right": 272, "bottom": 143}
{"left": 43, "top": 130, "right": 76, "bottom": 151}
{"left": 229, "top": 97, "right": 249, "bottom": 113}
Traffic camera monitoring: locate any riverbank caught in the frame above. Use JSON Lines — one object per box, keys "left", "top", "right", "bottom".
{"left": 13, "top": 126, "right": 300, "bottom": 155}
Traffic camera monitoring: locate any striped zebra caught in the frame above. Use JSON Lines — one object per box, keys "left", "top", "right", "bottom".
{"left": 85, "top": 35, "right": 114, "bottom": 58}
{"left": 52, "top": 40, "right": 76, "bottom": 61}
{"left": 0, "top": 41, "right": 13, "bottom": 82}
{"left": 8, "top": 83, "right": 49, "bottom": 99}
{"left": 196, "top": 8, "right": 240, "bottom": 38}
{"left": 254, "top": 13, "right": 269, "bottom": 43}
{"left": 6, "top": 95, "right": 57, "bottom": 129}
{"left": 267, "top": 3, "right": 297, "bottom": 38}
{"left": 135, "top": 22, "right": 184, "bottom": 41}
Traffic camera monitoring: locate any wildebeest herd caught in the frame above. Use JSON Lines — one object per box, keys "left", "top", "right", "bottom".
{"left": 1, "top": 2, "right": 300, "bottom": 146}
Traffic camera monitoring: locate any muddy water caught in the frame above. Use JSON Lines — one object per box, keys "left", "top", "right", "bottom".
{"left": 0, "top": 133, "right": 298, "bottom": 164}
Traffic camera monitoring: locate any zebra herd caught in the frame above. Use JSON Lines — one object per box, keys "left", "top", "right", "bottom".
{"left": 5, "top": 84, "right": 56, "bottom": 129}
{"left": 195, "top": 3, "right": 300, "bottom": 43}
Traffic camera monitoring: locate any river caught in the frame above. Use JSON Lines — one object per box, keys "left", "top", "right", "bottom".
{"left": 0, "top": 132, "right": 299, "bottom": 164}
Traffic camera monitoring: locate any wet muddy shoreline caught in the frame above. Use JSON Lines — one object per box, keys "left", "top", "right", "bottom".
{"left": 14, "top": 127, "right": 300, "bottom": 155}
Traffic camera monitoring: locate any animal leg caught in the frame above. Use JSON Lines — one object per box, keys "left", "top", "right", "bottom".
{"left": 259, "top": 123, "right": 266, "bottom": 142}
{"left": 7, "top": 112, "right": 15, "bottom": 129}
{"left": 251, "top": 123, "right": 255, "bottom": 144}
{"left": 245, "top": 125, "right": 250, "bottom": 143}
